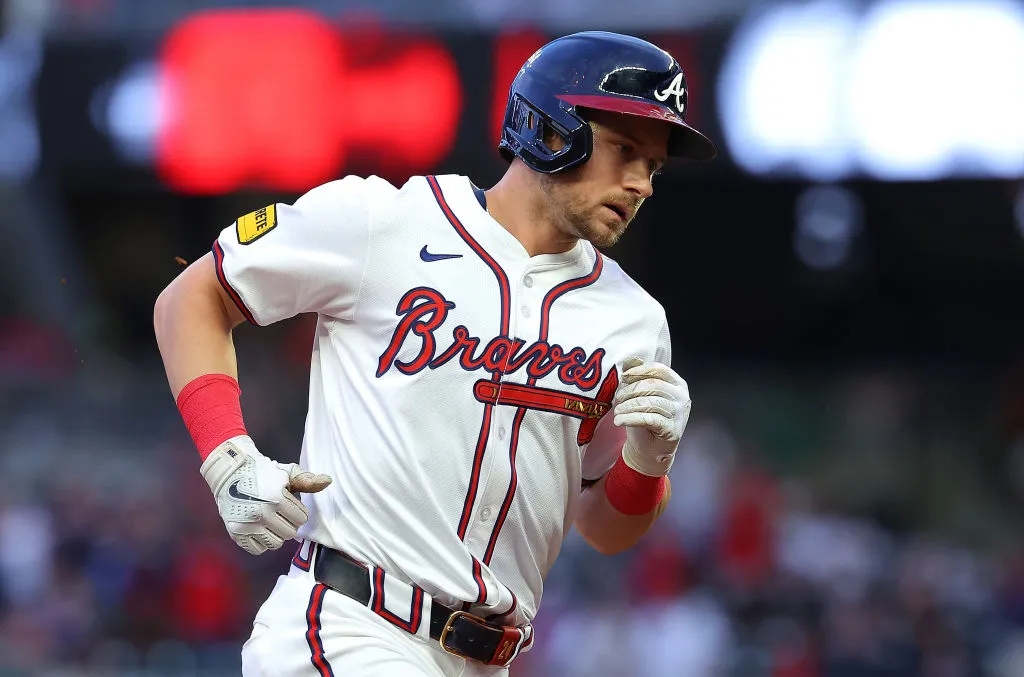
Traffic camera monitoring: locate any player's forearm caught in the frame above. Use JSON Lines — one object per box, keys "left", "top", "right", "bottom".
{"left": 154, "top": 253, "right": 242, "bottom": 397}
{"left": 574, "top": 474, "right": 671, "bottom": 555}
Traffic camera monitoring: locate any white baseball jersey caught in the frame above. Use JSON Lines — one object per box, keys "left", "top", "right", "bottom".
{"left": 214, "top": 173, "right": 671, "bottom": 628}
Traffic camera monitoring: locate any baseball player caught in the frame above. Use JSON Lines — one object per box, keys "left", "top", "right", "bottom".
{"left": 154, "top": 31, "right": 715, "bottom": 676}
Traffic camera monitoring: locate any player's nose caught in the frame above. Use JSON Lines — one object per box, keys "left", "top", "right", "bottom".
{"left": 623, "top": 165, "right": 654, "bottom": 199}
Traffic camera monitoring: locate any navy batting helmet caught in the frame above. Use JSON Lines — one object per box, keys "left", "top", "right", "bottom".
{"left": 498, "top": 31, "right": 717, "bottom": 173}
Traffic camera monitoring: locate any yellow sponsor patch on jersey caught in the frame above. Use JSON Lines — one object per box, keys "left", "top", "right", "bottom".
{"left": 236, "top": 204, "right": 277, "bottom": 244}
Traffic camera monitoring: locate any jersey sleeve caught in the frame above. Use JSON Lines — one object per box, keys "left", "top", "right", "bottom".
{"left": 213, "top": 175, "right": 387, "bottom": 326}
{"left": 580, "top": 314, "right": 673, "bottom": 484}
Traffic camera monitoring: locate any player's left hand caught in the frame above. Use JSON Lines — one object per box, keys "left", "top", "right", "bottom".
{"left": 612, "top": 358, "right": 691, "bottom": 477}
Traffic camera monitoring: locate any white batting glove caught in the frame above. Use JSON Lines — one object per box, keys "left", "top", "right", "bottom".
{"left": 199, "top": 435, "right": 333, "bottom": 556}
{"left": 612, "top": 358, "right": 691, "bottom": 477}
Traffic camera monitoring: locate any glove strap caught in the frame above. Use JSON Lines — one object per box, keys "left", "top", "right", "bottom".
{"left": 199, "top": 436, "right": 250, "bottom": 494}
{"left": 176, "top": 373, "right": 248, "bottom": 460}
{"left": 621, "top": 439, "right": 676, "bottom": 477}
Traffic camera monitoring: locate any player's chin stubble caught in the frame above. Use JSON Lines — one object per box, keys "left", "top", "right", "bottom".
{"left": 566, "top": 206, "right": 627, "bottom": 249}
{"left": 540, "top": 177, "right": 629, "bottom": 249}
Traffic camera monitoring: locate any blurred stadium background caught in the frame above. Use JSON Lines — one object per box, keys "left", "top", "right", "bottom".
{"left": 1, "top": 0, "right": 1023, "bottom": 675}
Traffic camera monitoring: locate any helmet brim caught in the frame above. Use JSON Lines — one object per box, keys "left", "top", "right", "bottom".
{"left": 558, "top": 94, "right": 717, "bottom": 162}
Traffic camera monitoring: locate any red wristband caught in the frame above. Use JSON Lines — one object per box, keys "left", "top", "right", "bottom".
{"left": 176, "top": 374, "right": 248, "bottom": 461}
{"left": 603, "top": 455, "right": 667, "bottom": 516}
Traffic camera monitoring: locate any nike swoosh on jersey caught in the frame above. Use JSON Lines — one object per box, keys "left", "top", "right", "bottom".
{"left": 419, "top": 246, "right": 463, "bottom": 262}
{"left": 228, "top": 480, "right": 273, "bottom": 503}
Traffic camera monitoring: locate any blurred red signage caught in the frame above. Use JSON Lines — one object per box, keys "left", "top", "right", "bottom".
{"left": 157, "top": 10, "right": 463, "bottom": 193}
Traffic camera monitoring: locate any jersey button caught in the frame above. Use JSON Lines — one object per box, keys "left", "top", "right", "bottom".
{"left": 498, "top": 427, "right": 507, "bottom": 439}
{"left": 480, "top": 507, "right": 493, "bottom": 521}
{"left": 521, "top": 305, "right": 531, "bottom": 318}
{"left": 523, "top": 275, "right": 534, "bottom": 288}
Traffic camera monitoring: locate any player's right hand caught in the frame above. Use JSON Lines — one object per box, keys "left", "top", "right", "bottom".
{"left": 199, "top": 435, "right": 333, "bottom": 555}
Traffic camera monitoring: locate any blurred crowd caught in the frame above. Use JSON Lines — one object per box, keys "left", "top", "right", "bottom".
{"left": 1, "top": 317, "right": 1022, "bottom": 677}
{"left": 530, "top": 419, "right": 1024, "bottom": 677}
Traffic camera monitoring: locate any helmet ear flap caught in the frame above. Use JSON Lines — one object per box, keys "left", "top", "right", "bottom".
{"left": 499, "top": 93, "right": 593, "bottom": 173}
{"left": 537, "top": 119, "right": 568, "bottom": 153}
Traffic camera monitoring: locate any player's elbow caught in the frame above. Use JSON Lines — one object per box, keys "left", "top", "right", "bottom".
{"left": 155, "top": 252, "right": 242, "bottom": 341}
{"left": 586, "top": 534, "right": 635, "bottom": 556}
{"left": 574, "top": 506, "right": 645, "bottom": 556}
{"left": 154, "top": 264, "right": 191, "bottom": 336}
{"left": 153, "top": 259, "right": 198, "bottom": 343}
{"left": 574, "top": 480, "right": 664, "bottom": 556}
{"left": 153, "top": 283, "right": 174, "bottom": 342}
{"left": 579, "top": 526, "right": 642, "bottom": 556}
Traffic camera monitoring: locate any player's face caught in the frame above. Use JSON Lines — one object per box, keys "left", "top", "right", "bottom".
{"left": 539, "top": 109, "right": 670, "bottom": 248}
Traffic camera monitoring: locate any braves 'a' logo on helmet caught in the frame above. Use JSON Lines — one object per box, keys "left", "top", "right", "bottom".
{"left": 653, "top": 73, "right": 687, "bottom": 115}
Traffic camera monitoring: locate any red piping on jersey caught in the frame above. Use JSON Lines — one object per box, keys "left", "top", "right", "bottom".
{"left": 426, "top": 176, "right": 510, "bottom": 541}
{"left": 482, "top": 252, "right": 604, "bottom": 566}
{"left": 471, "top": 556, "right": 488, "bottom": 604}
{"left": 538, "top": 253, "right": 605, "bottom": 339}
{"left": 212, "top": 241, "right": 258, "bottom": 325}
{"left": 487, "top": 591, "right": 518, "bottom": 622}
{"left": 305, "top": 584, "right": 335, "bottom": 677}
{"left": 425, "top": 176, "right": 510, "bottom": 337}
{"left": 524, "top": 629, "right": 535, "bottom": 649}
{"left": 292, "top": 540, "right": 313, "bottom": 571}
{"left": 462, "top": 404, "right": 493, "bottom": 531}
{"left": 427, "top": 175, "right": 512, "bottom": 609}
{"left": 371, "top": 567, "right": 424, "bottom": 634}
{"left": 482, "top": 406, "right": 525, "bottom": 565}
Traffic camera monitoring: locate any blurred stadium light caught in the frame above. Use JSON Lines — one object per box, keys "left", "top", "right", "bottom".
{"left": 719, "top": 0, "right": 1024, "bottom": 180}
{"left": 92, "top": 61, "right": 163, "bottom": 165}
{"left": 793, "top": 185, "right": 864, "bottom": 271}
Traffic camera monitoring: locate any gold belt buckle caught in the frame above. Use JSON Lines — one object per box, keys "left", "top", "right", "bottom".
{"left": 438, "top": 610, "right": 473, "bottom": 658}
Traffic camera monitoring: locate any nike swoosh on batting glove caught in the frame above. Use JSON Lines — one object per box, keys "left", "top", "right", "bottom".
{"left": 200, "top": 435, "right": 332, "bottom": 555}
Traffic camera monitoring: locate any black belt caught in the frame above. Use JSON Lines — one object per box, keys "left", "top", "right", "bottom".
{"left": 311, "top": 544, "right": 523, "bottom": 666}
